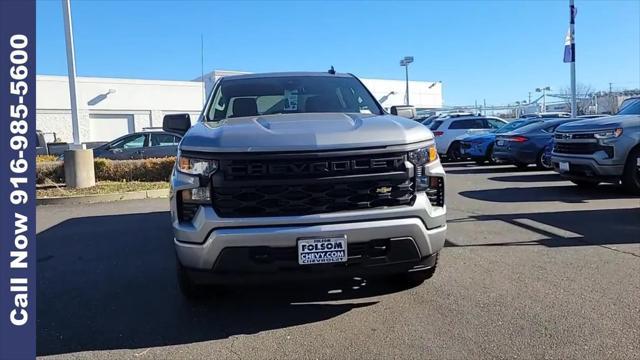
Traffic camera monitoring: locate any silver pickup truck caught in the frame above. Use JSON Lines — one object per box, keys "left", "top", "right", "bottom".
{"left": 162, "top": 71, "right": 447, "bottom": 298}
{"left": 552, "top": 96, "right": 640, "bottom": 194}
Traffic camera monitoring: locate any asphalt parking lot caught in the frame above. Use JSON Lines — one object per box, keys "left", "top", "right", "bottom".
{"left": 36, "top": 162, "right": 640, "bottom": 359}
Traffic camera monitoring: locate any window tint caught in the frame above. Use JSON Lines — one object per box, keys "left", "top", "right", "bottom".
{"left": 208, "top": 76, "right": 382, "bottom": 121}
{"left": 150, "top": 133, "right": 179, "bottom": 147}
{"left": 487, "top": 119, "right": 505, "bottom": 129}
{"left": 449, "top": 118, "right": 486, "bottom": 129}
{"left": 618, "top": 98, "right": 640, "bottom": 115}
{"left": 430, "top": 120, "right": 444, "bottom": 130}
{"left": 110, "top": 134, "right": 146, "bottom": 149}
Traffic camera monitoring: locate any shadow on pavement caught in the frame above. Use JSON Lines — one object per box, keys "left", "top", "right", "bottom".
{"left": 459, "top": 184, "right": 632, "bottom": 203}
{"left": 446, "top": 165, "right": 537, "bottom": 175}
{"left": 488, "top": 173, "right": 566, "bottom": 183}
{"left": 36, "top": 211, "right": 411, "bottom": 356}
{"left": 445, "top": 207, "right": 640, "bottom": 249}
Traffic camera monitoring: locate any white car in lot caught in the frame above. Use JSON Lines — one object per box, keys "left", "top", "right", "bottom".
{"left": 429, "top": 115, "right": 508, "bottom": 159}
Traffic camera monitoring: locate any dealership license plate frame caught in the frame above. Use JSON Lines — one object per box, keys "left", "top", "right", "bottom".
{"left": 298, "top": 236, "right": 348, "bottom": 265}
{"left": 559, "top": 161, "right": 570, "bottom": 172}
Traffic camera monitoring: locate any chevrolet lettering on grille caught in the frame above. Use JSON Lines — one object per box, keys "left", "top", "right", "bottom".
{"left": 226, "top": 156, "right": 405, "bottom": 177}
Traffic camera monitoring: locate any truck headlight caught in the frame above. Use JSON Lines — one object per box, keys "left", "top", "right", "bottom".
{"left": 408, "top": 144, "right": 438, "bottom": 166}
{"left": 177, "top": 155, "right": 218, "bottom": 176}
{"left": 594, "top": 128, "right": 623, "bottom": 139}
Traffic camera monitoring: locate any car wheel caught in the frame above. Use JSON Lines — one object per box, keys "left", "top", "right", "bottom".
{"left": 536, "top": 150, "right": 552, "bottom": 170}
{"left": 486, "top": 143, "right": 497, "bottom": 164}
{"left": 570, "top": 180, "right": 600, "bottom": 188}
{"left": 514, "top": 162, "right": 529, "bottom": 169}
{"left": 176, "top": 260, "right": 210, "bottom": 300}
{"left": 446, "top": 142, "right": 462, "bottom": 161}
{"left": 622, "top": 147, "right": 640, "bottom": 195}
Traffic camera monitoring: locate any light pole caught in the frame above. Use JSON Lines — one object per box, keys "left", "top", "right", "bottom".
{"left": 400, "top": 56, "right": 414, "bottom": 105}
{"left": 536, "top": 86, "right": 551, "bottom": 112}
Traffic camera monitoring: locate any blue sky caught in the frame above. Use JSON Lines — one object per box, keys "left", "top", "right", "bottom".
{"left": 37, "top": 0, "right": 639, "bottom": 105}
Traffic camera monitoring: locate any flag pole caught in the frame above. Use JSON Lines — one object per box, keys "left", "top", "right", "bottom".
{"left": 570, "top": 0, "right": 577, "bottom": 117}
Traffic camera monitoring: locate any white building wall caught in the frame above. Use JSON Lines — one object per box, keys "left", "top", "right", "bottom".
{"left": 36, "top": 75, "right": 203, "bottom": 143}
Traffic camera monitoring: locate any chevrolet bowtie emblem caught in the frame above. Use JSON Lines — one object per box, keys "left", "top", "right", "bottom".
{"left": 376, "top": 186, "right": 392, "bottom": 194}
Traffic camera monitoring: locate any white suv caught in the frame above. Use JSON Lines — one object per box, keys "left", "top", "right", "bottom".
{"left": 429, "top": 116, "right": 507, "bottom": 159}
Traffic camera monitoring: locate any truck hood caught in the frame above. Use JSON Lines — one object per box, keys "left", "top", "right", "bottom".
{"left": 555, "top": 114, "right": 637, "bottom": 132}
{"left": 179, "top": 113, "right": 433, "bottom": 152}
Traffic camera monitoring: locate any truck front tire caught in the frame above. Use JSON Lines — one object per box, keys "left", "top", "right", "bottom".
{"left": 622, "top": 147, "right": 640, "bottom": 195}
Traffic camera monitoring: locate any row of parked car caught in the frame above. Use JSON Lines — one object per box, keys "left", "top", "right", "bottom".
{"left": 426, "top": 97, "right": 640, "bottom": 194}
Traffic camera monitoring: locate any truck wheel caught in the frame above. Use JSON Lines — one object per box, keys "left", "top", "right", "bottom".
{"left": 176, "top": 261, "right": 209, "bottom": 300}
{"left": 570, "top": 180, "right": 600, "bottom": 188}
{"left": 622, "top": 147, "right": 640, "bottom": 195}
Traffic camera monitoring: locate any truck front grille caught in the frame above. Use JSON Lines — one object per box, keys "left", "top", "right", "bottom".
{"left": 210, "top": 152, "right": 415, "bottom": 217}
{"left": 554, "top": 142, "right": 612, "bottom": 156}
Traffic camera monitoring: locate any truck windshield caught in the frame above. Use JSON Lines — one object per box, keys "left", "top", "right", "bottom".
{"left": 206, "top": 75, "right": 382, "bottom": 121}
{"left": 617, "top": 98, "right": 640, "bottom": 115}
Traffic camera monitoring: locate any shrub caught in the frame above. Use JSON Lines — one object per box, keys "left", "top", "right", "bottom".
{"left": 36, "top": 155, "right": 58, "bottom": 163}
{"left": 36, "top": 157, "right": 176, "bottom": 184}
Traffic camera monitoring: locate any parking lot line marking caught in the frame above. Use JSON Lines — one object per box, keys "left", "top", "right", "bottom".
{"left": 513, "top": 218, "right": 582, "bottom": 238}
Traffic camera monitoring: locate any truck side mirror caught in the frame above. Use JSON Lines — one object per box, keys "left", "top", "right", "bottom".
{"left": 390, "top": 105, "right": 417, "bottom": 119}
{"left": 163, "top": 113, "right": 191, "bottom": 136}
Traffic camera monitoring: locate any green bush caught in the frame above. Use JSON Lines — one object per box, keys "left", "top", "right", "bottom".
{"left": 36, "top": 157, "right": 176, "bottom": 184}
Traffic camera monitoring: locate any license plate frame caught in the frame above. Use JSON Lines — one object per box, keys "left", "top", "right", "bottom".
{"left": 298, "top": 236, "right": 348, "bottom": 265}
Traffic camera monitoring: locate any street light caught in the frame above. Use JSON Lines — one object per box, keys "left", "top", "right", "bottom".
{"left": 400, "top": 56, "right": 414, "bottom": 105}
{"left": 536, "top": 86, "right": 551, "bottom": 112}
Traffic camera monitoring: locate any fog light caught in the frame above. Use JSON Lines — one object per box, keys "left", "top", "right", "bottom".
{"left": 181, "top": 187, "right": 210, "bottom": 202}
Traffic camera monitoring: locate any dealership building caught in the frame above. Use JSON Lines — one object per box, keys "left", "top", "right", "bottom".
{"left": 36, "top": 70, "right": 443, "bottom": 143}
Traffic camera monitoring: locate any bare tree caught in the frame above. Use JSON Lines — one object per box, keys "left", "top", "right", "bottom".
{"left": 559, "top": 83, "right": 593, "bottom": 115}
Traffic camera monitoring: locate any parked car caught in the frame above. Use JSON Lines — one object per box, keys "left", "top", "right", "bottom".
{"left": 520, "top": 112, "right": 571, "bottom": 119}
{"left": 430, "top": 116, "right": 508, "bottom": 160}
{"left": 551, "top": 96, "right": 640, "bottom": 193}
{"left": 91, "top": 130, "right": 181, "bottom": 160}
{"left": 163, "top": 71, "right": 447, "bottom": 298}
{"left": 459, "top": 118, "right": 543, "bottom": 164}
{"left": 493, "top": 118, "right": 582, "bottom": 169}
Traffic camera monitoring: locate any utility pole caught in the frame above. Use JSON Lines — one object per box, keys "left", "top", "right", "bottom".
{"left": 569, "top": 0, "right": 577, "bottom": 117}
{"left": 62, "top": 0, "right": 81, "bottom": 147}
{"left": 400, "top": 56, "right": 414, "bottom": 105}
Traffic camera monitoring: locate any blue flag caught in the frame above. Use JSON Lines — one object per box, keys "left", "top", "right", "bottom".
{"left": 563, "top": 5, "right": 577, "bottom": 63}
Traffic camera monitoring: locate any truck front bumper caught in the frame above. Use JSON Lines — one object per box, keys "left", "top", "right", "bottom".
{"left": 551, "top": 154, "right": 624, "bottom": 182}
{"left": 173, "top": 192, "right": 446, "bottom": 275}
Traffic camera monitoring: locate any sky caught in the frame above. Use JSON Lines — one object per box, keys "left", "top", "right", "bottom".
{"left": 36, "top": 0, "right": 640, "bottom": 106}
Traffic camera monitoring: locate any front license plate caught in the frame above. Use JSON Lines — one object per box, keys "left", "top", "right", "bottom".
{"left": 298, "top": 236, "right": 347, "bottom": 265}
{"left": 559, "top": 161, "right": 570, "bottom": 172}
{"left": 496, "top": 140, "right": 504, "bottom": 146}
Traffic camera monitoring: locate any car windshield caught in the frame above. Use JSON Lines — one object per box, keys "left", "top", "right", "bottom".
{"left": 494, "top": 120, "right": 525, "bottom": 133}
{"left": 617, "top": 98, "right": 640, "bottom": 115}
{"left": 207, "top": 75, "right": 382, "bottom": 121}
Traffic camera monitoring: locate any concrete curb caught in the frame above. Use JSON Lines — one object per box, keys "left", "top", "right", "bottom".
{"left": 37, "top": 188, "right": 169, "bottom": 205}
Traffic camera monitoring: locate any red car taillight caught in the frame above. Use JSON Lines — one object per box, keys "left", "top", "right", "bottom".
{"left": 508, "top": 135, "right": 528, "bottom": 143}
{"left": 433, "top": 131, "right": 444, "bottom": 137}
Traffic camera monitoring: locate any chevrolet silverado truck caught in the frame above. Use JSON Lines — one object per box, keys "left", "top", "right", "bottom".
{"left": 551, "top": 96, "right": 640, "bottom": 194}
{"left": 162, "top": 71, "right": 447, "bottom": 297}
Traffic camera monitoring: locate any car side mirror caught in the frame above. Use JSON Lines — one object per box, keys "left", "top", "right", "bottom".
{"left": 390, "top": 105, "right": 417, "bottom": 119}
{"left": 163, "top": 113, "right": 191, "bottom": 136}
